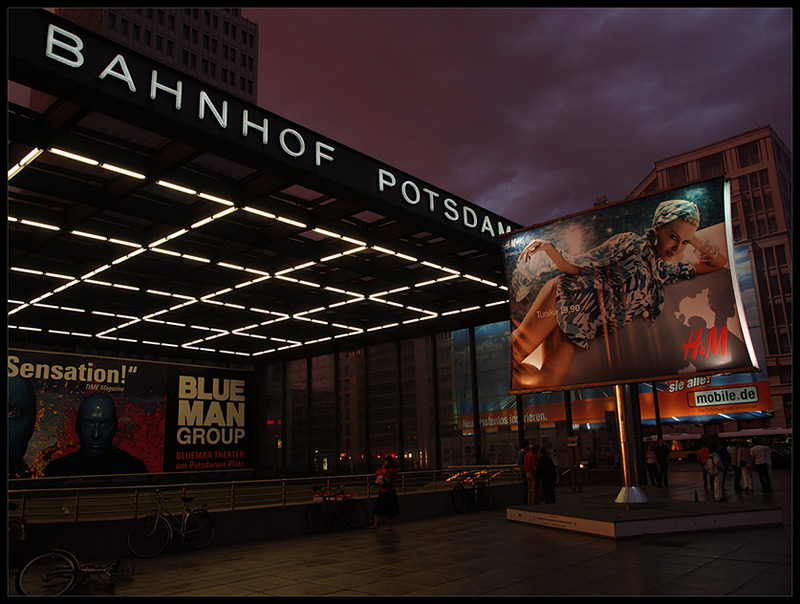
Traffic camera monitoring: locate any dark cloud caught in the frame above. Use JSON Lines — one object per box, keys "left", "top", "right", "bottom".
{"left": 250, "top": 9, "right": 791, "bottom": 226}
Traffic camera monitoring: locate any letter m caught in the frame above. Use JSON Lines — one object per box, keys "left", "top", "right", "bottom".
{"left": 178, "top": 400, "right": 204, "bottom": 426}
{"left": 705, "top": 325, "right": 728, "bottom": 357}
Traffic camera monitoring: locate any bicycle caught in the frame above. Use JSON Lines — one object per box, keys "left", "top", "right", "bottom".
{"left": 15, "top": 548, "right": 135, "bottom": 596}
{"left": 306, "top": 484, "right": 368, "bottom": 534}
{"left": 9, "top": 502, "right": 27, "bottom": 559}
{"left": 126, "top": 489, "right": 215, "bottom": 558}
{"left": 450, "top": 472, "right": 493, "bottom": 513}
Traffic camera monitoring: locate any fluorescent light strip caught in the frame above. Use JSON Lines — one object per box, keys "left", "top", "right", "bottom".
{"left": 101, "top": 163, "right": 146, "bottom": 179}
{"left": 20, "top": 219, "right": 59, "bottom": 231}
{"left": 49, "top": 148, "right": 98, "bottom": 165}
{"left": 8, "top": 148, "right": 44, "bottom": 179}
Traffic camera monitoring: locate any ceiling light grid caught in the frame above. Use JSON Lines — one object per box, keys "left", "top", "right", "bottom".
{"left": 8, "top": 145, "right": 509, "bottom": 356}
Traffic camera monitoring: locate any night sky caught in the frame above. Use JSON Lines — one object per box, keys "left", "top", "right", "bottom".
{"left": 243, "top": 7, "right": 792, "bottom": 227}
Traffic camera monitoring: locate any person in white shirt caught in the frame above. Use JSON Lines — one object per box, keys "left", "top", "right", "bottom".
{"left": 750, "top": 440, "right": 773, "bottom": 492}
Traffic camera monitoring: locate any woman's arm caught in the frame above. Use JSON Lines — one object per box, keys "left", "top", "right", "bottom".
{"left": 519, "top": 240, "right": 580, "bottom": 275}
{"left": 690, "top": 236, "right": 728, "bottom": 274}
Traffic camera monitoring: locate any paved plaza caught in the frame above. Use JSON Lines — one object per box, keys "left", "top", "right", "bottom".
{"left": 8, "top": 466, "right": 792, "bottom": 597}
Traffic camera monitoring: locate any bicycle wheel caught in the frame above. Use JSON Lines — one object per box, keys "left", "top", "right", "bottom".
{"left": 127, "top": 514, "right": 171, "bottom": 558}
{"left": 342, "top": 498, "right": 368, "bottom": 529}
{"left": 451, "top": 485, "right": 470, "bottom": 514}
{"left": 306, "top": 503, "right": 333, "bottom": 534}
{"left": 184, "top": 508, "right": 215, "bottom": 549}
{"left": 475, "top": 484, "right": 493, "bottom": 510}
{"left": 9, "top": 518, "right": 25, "bottom": 558}
{"left": 16, "top": 549, "right": 79, "bottom": 596}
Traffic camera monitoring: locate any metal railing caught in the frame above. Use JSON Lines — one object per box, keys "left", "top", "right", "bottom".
{"left": 8, "top": 465, "right": 520, "bottom": 525}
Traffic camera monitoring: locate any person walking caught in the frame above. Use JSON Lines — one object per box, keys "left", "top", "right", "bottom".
{"left": 517, "top": 440, "right": 529, "bottom": 505}
{"left": 728, "top": 440, "right": 742, "bottom": 492}
{"left": 524, "top": 442, "right": 538, "bottom": 505}
{"left": 697, "top": 441, "right": 711, "bottom": 488}
{"left": 706, "top": 442, "right": 725, "bottom": 501}
{"left": 654, "top": 437, "right": 670, "bottom": 488}
{"left": 536, "top": 448, "right": 558, "bottom": 504}
{"left": 750, "top": 440, "right": 773, "bottom": 493}
{"left": 738, "top": 440, "right": 754, "bottom": 493}
{"left": 368, "top": 455, "right": 400, "bottom": 531}
{"left": 645, "top": 444, "right": 659, "bottom": 486}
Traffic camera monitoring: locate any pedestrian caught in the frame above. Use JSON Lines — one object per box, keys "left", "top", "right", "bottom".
{"left": 706, "top": 442, "right": 725, "bottom": 501}
{"left": 536, "top": 447, "right": 558, "bottom": 504}
{"left": 738, "top": 440, "right": 753, "bottom": 493}
{"left": 645, "top": 444, "right": 658, "bottom": 486}
{"left": 718, "top": 440, "right": 731, "bottom": 492}
{"left": 750, "top": 440, "right": 773, "bottom": 492}
{"left": 368, "top": 455, "right": 399, "bottom": 531}
{"left": 517, "top": 440, "right": 529, "bottom": 505}
{"left": 654, "top": 438, "right": 670, "bottom": 488}
{"left": 728, "top": 440, "right": 742, "bottom": 492}
{"left": 697, "top": 441, "right": 711, "bottom": 488}
{"left": 524, "top": 442, "right": 538, "bottom": 505}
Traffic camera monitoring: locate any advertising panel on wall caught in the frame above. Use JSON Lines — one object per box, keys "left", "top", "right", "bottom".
{"left": 501, "top": 177, "right": 758, "bottom": 394}
{"left": 8, "top": 349, "right": 253, "bottom": 480}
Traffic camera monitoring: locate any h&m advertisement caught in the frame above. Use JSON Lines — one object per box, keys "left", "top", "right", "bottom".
{"left": 8, "top": 349, "right": 253, "bottom": 479}
{"left": 501, "top": 177, "right": 758, "bottom": 394}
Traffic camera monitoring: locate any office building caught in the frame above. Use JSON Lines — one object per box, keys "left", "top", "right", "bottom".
{"left": 627, "top": 125, "right": 792, "bottom": 429}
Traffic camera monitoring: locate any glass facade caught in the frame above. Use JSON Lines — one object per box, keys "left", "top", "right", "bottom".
{"left": 262, "top": 320, "right": 626, "bottom": 477}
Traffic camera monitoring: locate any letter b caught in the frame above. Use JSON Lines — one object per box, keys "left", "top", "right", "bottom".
{"left": 46, "top": 25, "right": 84, "bottom": 68}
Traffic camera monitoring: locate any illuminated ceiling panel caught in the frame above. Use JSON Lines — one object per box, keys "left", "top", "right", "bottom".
{"left": 8, "top": 9, "right": 521, "bottom": 365}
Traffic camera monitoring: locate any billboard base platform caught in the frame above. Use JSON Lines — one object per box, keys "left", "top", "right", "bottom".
{"left": 507, "top": 493, "right": 783, "bottom": 539}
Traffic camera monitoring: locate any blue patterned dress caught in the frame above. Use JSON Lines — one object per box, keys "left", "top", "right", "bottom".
{"left": 554, "top": 232, "right": 696, "bottom": 349}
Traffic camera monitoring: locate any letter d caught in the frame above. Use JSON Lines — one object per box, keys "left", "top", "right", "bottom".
{"left": 46, "top": 25, "right": 84, "bottom": 68}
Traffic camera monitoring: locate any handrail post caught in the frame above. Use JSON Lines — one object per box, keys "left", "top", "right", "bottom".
{"left": 73, "top": 491, "right": 79, "bottom": 522}
{"left": 231, "top": 483, "right": 235, "bottom": 511}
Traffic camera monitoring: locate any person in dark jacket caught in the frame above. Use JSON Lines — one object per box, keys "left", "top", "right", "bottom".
{"left": 536, "top": 447, "right": 558, "bottom": 504}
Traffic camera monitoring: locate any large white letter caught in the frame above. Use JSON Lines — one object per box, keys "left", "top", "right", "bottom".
{"left": 99, "top": 54, "right": 136, "bottom": 92}
{"left": 401, "top": 180, "right": 421, "bottom": 205}
{"left": 422, "top": 188, "right": 440, "bottom": 213}
{"left": 315, "top": 142, "right": 335, "bottom": 166}
{"left": 279, "top": 128, "right": 305, "bottom": 157}
{"left": 46, "top": 24, "right": 84, "bottom": 68}
{"left": 242, "top": 110, "right": 268, "bottom": 144}
{"left": 150, "top": 70, "right": 183, "bottom": 109}
{"left": 378, "top": 169, "right": 396, "bottom": 192}
{"left": 199, "top": 91, "right": 228, "bottom": 128}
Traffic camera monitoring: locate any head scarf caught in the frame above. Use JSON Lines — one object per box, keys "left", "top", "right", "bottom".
{"left": 651, "top": 199, "right": 700, "bottom": 229}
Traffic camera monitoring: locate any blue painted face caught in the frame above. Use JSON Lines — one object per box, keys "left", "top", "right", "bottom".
{"left": 8, "top": 376, "right": 37, "bottom": 469}
{"left": 77, "top": 393, "right": 117, "bottom": 457}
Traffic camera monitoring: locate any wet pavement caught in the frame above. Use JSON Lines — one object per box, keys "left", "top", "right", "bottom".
{"left": 8, "top": 466, "right": 792, "bottom": 597}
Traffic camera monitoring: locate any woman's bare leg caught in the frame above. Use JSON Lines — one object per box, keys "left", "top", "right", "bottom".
{"left": 512, "top": 278, "right": 576, "bottom": 389}
{"left": 511, "top": 278, "right": 559, "bottom": 365}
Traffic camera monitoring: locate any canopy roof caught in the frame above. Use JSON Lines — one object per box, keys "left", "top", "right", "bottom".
{"left": 8, "top": 9, "right": 521, "bottom": 365}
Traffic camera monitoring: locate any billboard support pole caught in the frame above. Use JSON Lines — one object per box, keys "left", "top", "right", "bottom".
{"left": 613, "top": 383, "right": 649, "bottom": 504}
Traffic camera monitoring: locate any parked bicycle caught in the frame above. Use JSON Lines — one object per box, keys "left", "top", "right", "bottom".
{"left": 306, "top": 484, "right": 368, "bottom": 534}
{"left": 15, "top": 548, "right": 134, "bottom": 596}
{"left": 450, "top": 471, "right": 493, "bottom": 513}
{"left": 9, "top": 501, "right": 27, "bottom": 559}
{"left": 126, "top": 489, "right": 214, "bottom": 558}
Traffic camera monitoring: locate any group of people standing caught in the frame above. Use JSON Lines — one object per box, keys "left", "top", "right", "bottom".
{"left": 517, "top": 441, "right": 559, "bottom": 505}
{"left": 698, "top": 439, "right": 774, "bottom": 502}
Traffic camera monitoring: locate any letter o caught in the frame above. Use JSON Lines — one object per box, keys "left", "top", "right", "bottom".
{"left": 401, "top": 180, "right": 421, "bottom": 205}
{"left": 279, "top": 128, "right": 305, "bottom": 157}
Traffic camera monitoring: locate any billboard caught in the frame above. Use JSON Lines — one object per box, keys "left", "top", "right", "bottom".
{"left": 501, "top": 177, "right": 758, "bottom": 393}
{"left": 8, "top": 349, "right": 253, "bottom": 480}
